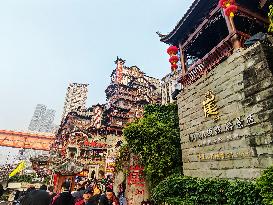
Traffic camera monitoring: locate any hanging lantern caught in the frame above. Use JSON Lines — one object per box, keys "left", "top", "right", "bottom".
{"left": 224, "top": 5, "right": 238, "bottom": 17}
{"left": 167, "top": 46, "right": 178, "bottom": 56}
{"left": 171, "top": 64, "right": 178, "bottom": 71}
{"left": 169, "top": 55, "right": 179, "bottom": 64}
{"left": 167, "top": 45, "right": 179, "bottom": 72}
{"left": 219, "top": 0, "right": 235, "bottom": 8}
{"left": 219, "top": 0, "right": 237, "bottom": 17}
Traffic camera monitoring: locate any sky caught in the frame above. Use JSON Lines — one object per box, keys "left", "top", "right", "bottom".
{"left": 0, "top": 0, "right": 194, "bottom": 132}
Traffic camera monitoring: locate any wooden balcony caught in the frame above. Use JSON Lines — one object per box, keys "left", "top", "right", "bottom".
{"left": 179, "top": 32, "right": 250, "bottom": 86}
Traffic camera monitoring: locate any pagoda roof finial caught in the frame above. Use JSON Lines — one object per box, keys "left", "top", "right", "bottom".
{"left": 115, "top": 56, "right": 126, "bottom": 64}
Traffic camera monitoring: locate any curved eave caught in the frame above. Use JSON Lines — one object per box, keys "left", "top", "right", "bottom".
{"left": 160, "top": 0, "right": 218, "bottom": 45}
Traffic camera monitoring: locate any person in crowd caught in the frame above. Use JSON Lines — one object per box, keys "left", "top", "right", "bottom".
{"left": 72, "top": 181, "right": 85, "bottom": 201}
{"left": 21, "top": 187, "right": 50, "bottom": 205}
{"left": 91, "top": 170, "right": 96, "bottom": 181}
{"left": 0, "top": 184, "right": 4, "bottom": 198}
{"left": 99, "top": 188, "right": 119, "bottom": 205}
{"left": 87, "top": 186, "right": 101, "bottom": 205}
{"left": 40, "top": 184, "right": 48, "bottom": 191}
{"left": 48, "top": 186, "right": 57, "bottom": 203}
{"left": 75, "top": 188, "right": 93, "bottom": 205}
{"left": 93, "top": 183, "right": 101, "bottom": 196}
{"left": 146, "top": 200, "right": 152, "bottom": 205}
{"left": 117, "top": 182, "right": 126, "bottom": 205}
{"left": 12, "top": 190, "right": 21, "bottom": 205}
{"left": 51, "top": 181, "right": 75, "bottom": 205}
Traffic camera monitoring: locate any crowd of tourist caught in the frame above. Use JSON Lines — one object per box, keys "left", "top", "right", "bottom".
{"left": 8, "top": 180, "right": 120, "bottom": 205}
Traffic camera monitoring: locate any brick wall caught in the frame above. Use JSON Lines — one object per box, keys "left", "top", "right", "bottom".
{"left": 177, "top": 37, "right": 273, "bottom": 179}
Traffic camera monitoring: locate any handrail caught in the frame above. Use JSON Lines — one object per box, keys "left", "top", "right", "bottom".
{"left": 179, "top": 32, "right": 250, "bottom": 86}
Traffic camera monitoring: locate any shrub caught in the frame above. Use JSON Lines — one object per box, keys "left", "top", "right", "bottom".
{"left": 151, "top": 174, "right": 197, "bottom": 204}
{"left": 256, "top": 165, "right": 273, "bottom": 205}
{"left": 152, "top": 174, "right": 265, "bottom": 205}
{"left": 227, "top": 180, "right": 263, "bottom": 205}
{"left": 194, "top": 178, "right": 228, "bottom": 205}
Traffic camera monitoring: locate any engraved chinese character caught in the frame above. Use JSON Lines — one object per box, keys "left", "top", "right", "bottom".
{"left": 197, "top": 153, "right": 205, "bottom": 160}
{"left": 246, "top": 114, "right": 255, "bottom": 125}
{"left": 219, "top": 152, "right": 225, "bottom": 159}
{"left": 207, "top": 128, "right": 213, "bottom": 136}
{"left": 235, "top": 117, "right": 244, "bottom": 129}
{"left": 202, "top": 90, "right": 219, "bottom": 121}
{"left": 189, "top": 134, "right": 193, "bottom": 142}
{"left": 189, "top": 133, "right": 196, "bottom": 142}
{"left": 198, "top": 132, "right": 204, "bottom": 140}
{"left": 201, "top": 131, "right": 207, "bottom": 139}
{"left": 225, "top": 121, "right": 234, "bottom": 131}
{"left": 214, "top": 125, "right": 222, "bottom": 135}
{"left": 128, "top": 166, "right": 145, "bottom": 187}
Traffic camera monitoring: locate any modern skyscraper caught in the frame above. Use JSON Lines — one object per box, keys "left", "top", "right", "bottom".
{"left": 28, "top": 104, "right": 47, "bottom": 131}
{"left": 61, "top": 83, "right": 89, "bottom": 121}
{"left": 38, "top": 109, "right": 56, "bottom": 133}
{"left": 28, "top": 104, "right": 56, "bottom": 133}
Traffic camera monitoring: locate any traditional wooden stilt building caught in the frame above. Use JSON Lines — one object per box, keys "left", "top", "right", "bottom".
{"left": 50, "top": 58, "right": 161, "bottom": 191}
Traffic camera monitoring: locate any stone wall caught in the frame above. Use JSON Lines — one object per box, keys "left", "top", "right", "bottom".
{"left": 125, "top": 154, "right": 150, "bottom": 205}
{"left": 177, "top": 37, "right": 273, "bottom": 179}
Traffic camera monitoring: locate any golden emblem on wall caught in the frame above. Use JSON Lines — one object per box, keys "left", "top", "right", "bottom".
{"left": 202, "top": 90, "right": 219, "bottom": 121}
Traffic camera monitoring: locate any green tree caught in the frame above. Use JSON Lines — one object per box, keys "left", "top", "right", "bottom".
{"left": 123, "top": 104, "right": 182, "bottom": 186}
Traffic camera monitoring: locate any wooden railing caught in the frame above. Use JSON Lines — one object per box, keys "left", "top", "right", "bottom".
{"left": 179, "top": 32, "right": 250, "bottom": 86}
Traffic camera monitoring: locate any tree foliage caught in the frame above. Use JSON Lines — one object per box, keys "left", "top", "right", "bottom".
{"left": 115, "top": 144, "right": 130, "bottom": 174}
{"left": 123, "top": 104, "right": 182, "bottom": 186}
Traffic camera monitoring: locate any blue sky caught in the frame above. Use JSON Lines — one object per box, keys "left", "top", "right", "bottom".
{"left": 0, "top": 0, "right": 193, "bottom": 131}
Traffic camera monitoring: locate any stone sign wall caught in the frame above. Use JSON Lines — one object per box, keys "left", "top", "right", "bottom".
{"left": 125, "top": 155, "right": 149, "bottom": 205}
{"left": 177, "top": 37, "right": 273, "bottom": 179}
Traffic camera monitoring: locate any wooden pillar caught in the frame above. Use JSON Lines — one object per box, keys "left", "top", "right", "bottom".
{"left": 179, "top": 42, "right": 187, "bottom": 76}
{"left": 223, "top": 14, "right": 233, "bottom": 34}
{"left": 222, "top": 9, "right": 242, "bottom": 49}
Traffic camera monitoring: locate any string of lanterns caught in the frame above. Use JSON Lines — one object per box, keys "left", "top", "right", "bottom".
{"left": 219, "top": 0, "right": 238, "bottom": 17}
{"left": 167, "top": 46, "right": 179, "bottom": 72}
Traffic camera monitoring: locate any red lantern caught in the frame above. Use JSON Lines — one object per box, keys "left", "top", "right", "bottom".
{"left": 169, "top": 55, "right": 179, "bottom": 64}
{"left": 171, "top": 64, "right": 178, "bottom": 71}
{"left": 219, "top": 0, "right": 235, "bottom": 8}
{"left": 224, "top": 5, "right": 237, "bottom": 17}
{"left": 167, "top": 46, "right": 178, "bottom": 56}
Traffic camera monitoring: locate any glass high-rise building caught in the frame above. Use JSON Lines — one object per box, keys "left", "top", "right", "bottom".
{"left": 28, "top": 104, "right": 56, "bottom": 133}
{"left": 61, "top": 83, "right": 89, "bottom": 121}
